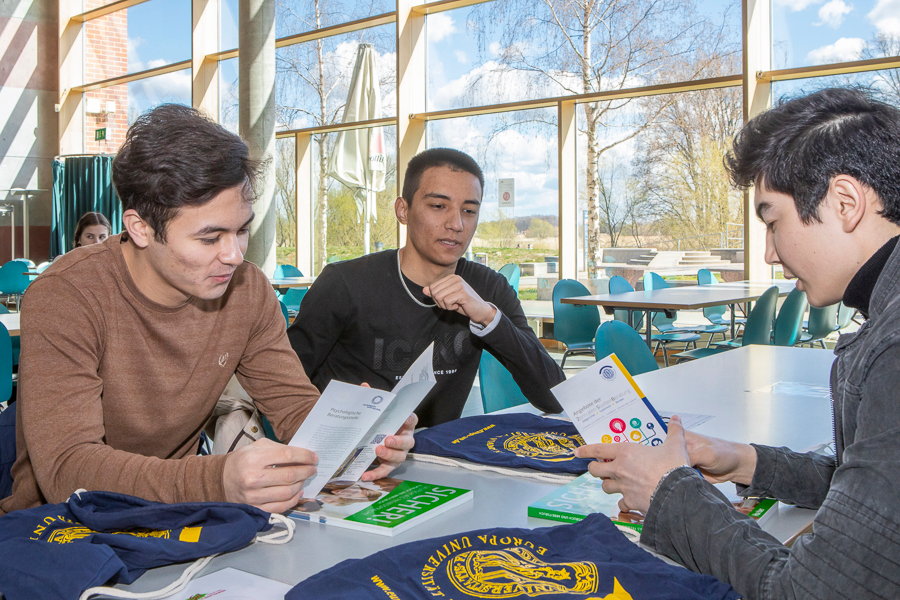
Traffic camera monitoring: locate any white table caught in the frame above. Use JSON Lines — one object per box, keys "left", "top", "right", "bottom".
{"left": 0, "top": 313, "right": 19, "bottom": 336}
{"left": 116, "top": 345, "right": 835, "bottom": 593}
{"left": 563, "top": 280, "right": 796, "bottom": 344}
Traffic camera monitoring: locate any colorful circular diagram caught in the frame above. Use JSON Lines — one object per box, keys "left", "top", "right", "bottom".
{"left": 609, "top": 418, "right": 626, "bottom": 433}
{"left": 630, "top": 418, "right": 642, "bottom": 428}
{"left": 630, "top": 430, "right": 642, "bottom": 442}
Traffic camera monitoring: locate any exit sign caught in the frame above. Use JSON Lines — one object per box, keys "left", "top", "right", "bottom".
{"left": 95, "top": 128, "right": 107, "bottom": 141}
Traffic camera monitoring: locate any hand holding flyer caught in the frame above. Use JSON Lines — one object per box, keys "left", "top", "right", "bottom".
{"left": 288, "top": 344, "right": 436, "bottom": 497}
{"left": 550, "top": 354, "right": 667, "bottom": 446}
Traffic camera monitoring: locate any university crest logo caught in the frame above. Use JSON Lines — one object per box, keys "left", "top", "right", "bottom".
{"left": 419, "top": 534, "right": 634, "bottom": 599}
{"left": 486, "top": 430, "right": 585, "bottom": 462}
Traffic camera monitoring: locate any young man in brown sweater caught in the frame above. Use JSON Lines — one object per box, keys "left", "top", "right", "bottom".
{"left": 0, "top": 104, "right": 414, "bottom": 515}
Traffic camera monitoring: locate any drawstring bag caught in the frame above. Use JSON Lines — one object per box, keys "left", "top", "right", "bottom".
{"left": 0, "top": 490, "right": 294, "bottom": 600}
{"left": 412, "top": 413, "right": 592, "bottom": 481}
{"left": 288, "top": 512, "right": 739, "bottom": 599}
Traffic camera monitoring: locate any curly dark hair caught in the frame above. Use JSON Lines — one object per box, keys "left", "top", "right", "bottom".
{"left": 725, "top": 87, "right": 900, "bottom": 225}
{"left": 112, "top": 104, "right": 261, "bottom": 242}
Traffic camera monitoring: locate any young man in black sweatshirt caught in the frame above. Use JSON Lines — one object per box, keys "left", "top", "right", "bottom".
{"left": 289, "top": 148, "right": 564, "bottom": 427}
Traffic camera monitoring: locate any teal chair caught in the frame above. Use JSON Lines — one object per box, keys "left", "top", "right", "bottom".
{"left": 836, "top": 302, "right": 857, "bottom": 331}
{"left": 478, "top": 351, "right": 528, "bottom": 413}
{"left": 551, "top": 279, "right": 601, "bottom": 368}
{"left": 0, "top": 306, "right": 19, "bottom": 366}
{"left": 697, "top": 269, "right": 731, "bottom": 331}
{"left": 641, "top": 272, "right": 702, "bottom": 365}
{"left": 274, "top": 264, "right": 303, "bottom": 278}
{"left": 0, "top": 261, "right": 31, "bottom": 310}
{"left": 497, "top": 263, "right": 521, "bottom": 292}
{"left": 594, "top": 320, "right": 659, "bottom": 376}
{"left": 772, "top": 288, "right": 808, "bottom": 346}
{"left": 608, "top": 275, "right": 644, "bottom": 330}
{"left": 698, "top": 268, "right": 745, "bottom": 330}
{"left": 674, "top": 286, "right": 779, "bottom": 361}
{"left": 0, "top": 323, "right": 12, "bottom": 404}
{"left": 799, "top": 303, "right": 839, "bottom": 348}
{"left": 282, "top": 287, "right": 308, "bottom": 316}
{"left": 279, "top": 300, "right": 291, "bottom": 327}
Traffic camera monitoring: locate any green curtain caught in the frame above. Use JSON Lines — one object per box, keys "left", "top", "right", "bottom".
{"left": 51, "top": 156, "right": 121, "bottom": 257}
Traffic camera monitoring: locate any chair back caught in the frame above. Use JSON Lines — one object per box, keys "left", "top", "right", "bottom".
{"left": 836, "top": 302, "right": 857, "bottom": 331}
{"left": 0, "top": 261, "right": 31, "bottom": 295}
{"left": 551, "top": 279, "right": 600, "bottom": 347}
{"left": 772, "top": 288, "right": 808, "bottom": 346}
{"left": 35, "top": 261, "right": 52, "bottom": 273}
{"left": 274, "top": 264, "right": 303, "bottom": 278}
{"left": 740, "top": 286, "right": 779, "bottom": 346}
{"left": 642, "top": 272, "right": 669, "bottom": 291}
{"left": 478, "top": 351, "right": 528, "bottom": 413}
{"left": 594, "top": 321, "right": 659, "bottom": 376}
{"left": 642, "top": 272, "right": 677, "bottom": 329}
{"left": 279, "top": 300, "right": 290, "bottom": 326}
{"left": 608, "top": 276, "right": 643, "bottom": 330}
{"left": 696, "top": 269, "right": 727, "bottom": 322}
{"left": 697, "top": 268, "right": 718, "bottom": 286}
{"left": 282, "top": 288, "right": 308, "bottom": 314}
{"left": 0, "top": 324, "right": 12, "bottom": 403}
{"left": 806, "top": 303, "right": 840, "bottom": 339}
{"left": 497, "top": 263, "right": 521, "bottom": 292}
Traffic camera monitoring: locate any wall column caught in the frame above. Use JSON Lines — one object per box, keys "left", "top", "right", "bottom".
{"left": 239, "top": 0, "right": 276, "bottom": 274}
{"left": 742, "top": 0, "right": 772, "bottom": 280}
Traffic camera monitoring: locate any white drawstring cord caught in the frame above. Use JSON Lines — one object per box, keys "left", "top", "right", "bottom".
{"left": 78, "top": 512, "right": 295, "bottom": 600}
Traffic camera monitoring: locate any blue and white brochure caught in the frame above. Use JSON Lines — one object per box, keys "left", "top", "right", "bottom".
{"left": 551, "top": 354, "right": 667, "bottom": 446}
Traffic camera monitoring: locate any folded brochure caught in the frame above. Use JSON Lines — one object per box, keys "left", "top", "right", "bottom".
{"left": 288, "top": 344, "right": 437, "bottom": 497}
{"left": 290, "top": 478, "right": 473, "bottom": 536}
{"left": 551, "top": 353, "right": 668, "bottom": 446}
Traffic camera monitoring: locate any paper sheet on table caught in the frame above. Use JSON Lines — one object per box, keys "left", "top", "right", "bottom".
{"left": 160, "top": 567, "right": 290, "bottom": 599}
{"left": 551, "top": 354, "right": 667, "bottom": 446}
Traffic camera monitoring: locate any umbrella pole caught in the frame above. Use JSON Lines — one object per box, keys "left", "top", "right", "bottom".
{"left": 364, "top": 189, "right": 372, "bottom": 255}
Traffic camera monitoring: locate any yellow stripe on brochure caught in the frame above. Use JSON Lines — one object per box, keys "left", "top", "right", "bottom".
{"left": 609, "top": 354, "right": 648, "bottom": 399}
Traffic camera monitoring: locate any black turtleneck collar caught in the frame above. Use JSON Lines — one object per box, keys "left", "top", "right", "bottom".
{"left": 842, "top": 235, "right": 899, "bottom": 319}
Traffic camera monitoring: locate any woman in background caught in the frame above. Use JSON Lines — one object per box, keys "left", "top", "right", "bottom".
{"left": 73, "top": 212, "right": 111, "bottom": 248}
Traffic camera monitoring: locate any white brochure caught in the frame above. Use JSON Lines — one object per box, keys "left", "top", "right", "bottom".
{"left": 288, "top": 344, "right": 436, "bottom": 497}
{"left": 550, "top": 353, "right": 668, "bottom": 447}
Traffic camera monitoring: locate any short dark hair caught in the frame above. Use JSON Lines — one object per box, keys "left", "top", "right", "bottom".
{"left": 112, "top": 104, "right": 261, "bottom": 242}
{"left": 726, "top": 87, "right": 900, "bottom": 225}
{"left": 73, "top": 211, "right": 111, "bottom": 248}
{"left": 401, "top": 148, "right": 484, "bottom": 202}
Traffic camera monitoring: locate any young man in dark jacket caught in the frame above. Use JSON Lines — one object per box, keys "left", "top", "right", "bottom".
{"left": 575, "top": 88, "right": 900, "bottom": 599}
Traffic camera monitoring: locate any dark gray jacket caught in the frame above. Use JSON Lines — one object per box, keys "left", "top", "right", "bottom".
{"left": 640, "top": 241, "right": 900, "bottom": 599}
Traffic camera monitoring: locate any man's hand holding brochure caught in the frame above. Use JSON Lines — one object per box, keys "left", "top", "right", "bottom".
{"left": 552, "top": 354, "right": 691, "bottom": 515}
{"left": 287, "top": 344, "right": 436, "bottom": 499}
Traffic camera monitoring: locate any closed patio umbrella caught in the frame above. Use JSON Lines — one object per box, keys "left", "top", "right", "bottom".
{"left": 328, "top": 43, "right": 385, "bottom": 255}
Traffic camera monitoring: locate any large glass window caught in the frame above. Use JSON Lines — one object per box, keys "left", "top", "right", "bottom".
{"left": 428, "top": 109, "right": 558, "bottom": 300}
{"left": 577, "top": 87, "right": 744, "bottom": 281}
{"left": 83, "top": 0, "right": 190, "bottom": 83}
{"left": 276, "top": 24, "right": 396, "bottom": 131}
{"left": 276, "top": 137, "right": 298, "bottom": 265}
{"left": 276, "top": 0, "right": 394, "bottom": 37}
{"left": 304, "top": 125, "right": 398, "bottom": 271}
{"left": 426, "top": 0, "right": 741, "bottom": 112}
{"left": 218, "top": 58, "right": 240, "bottom": 133}
{"left": 773, "top": 68, "right": 900, "bottom": 106}
{"left": 772, "top": 0, "right": 895, "bottom": 69}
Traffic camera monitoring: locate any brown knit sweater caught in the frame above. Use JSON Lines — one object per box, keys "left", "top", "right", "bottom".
{"left": 0, "top": 235, "right": 319, "bottom": 514}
